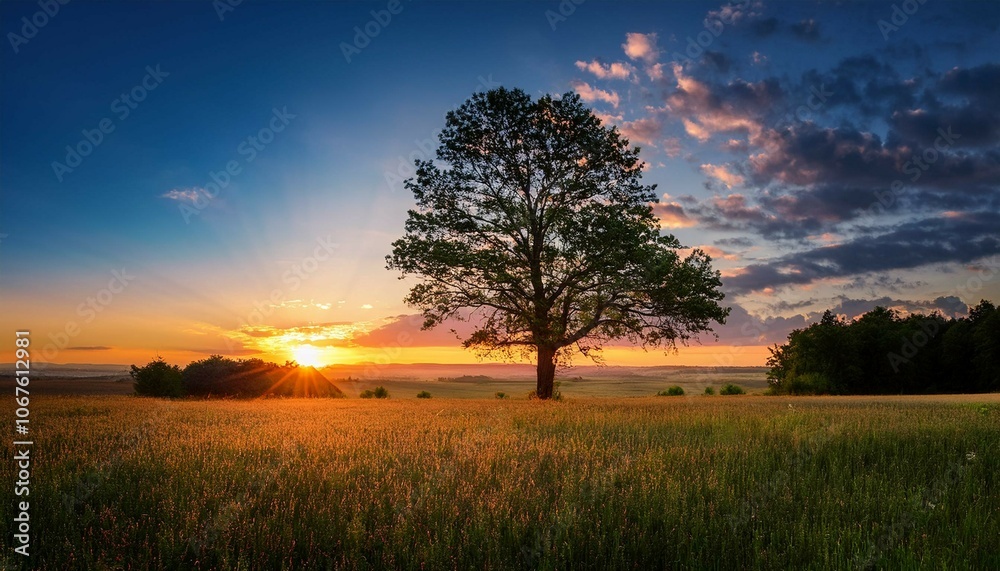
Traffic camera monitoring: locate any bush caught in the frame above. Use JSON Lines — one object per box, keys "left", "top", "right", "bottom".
{"left": 361, "top": 386, "right": 390, "bottom": 399}
{"left": 704, "top": 386, "right": 715, "bottom": 395}
{"left": 131, "top": 357, "right": 183, "bottom": 398}
{"left": 720, "top": 383, "right": 745, "bottom": 395}
{"left": 416, "top": 391, "right": 432, "bottom": 399}
{"left": 657, "top": 386, "right": 685, "bottom": 396}
{"left": 495, "top": 392, "right": 507, "bottom": 399}
{"left": 528, "top": 385, "right": 562, "bottom": 401}
{"left": 782, "top": 372, "right": 833, "bottom": 395}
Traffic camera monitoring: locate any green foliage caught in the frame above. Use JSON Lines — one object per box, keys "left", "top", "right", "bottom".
{"left": 768, "top": 301, "right": 1000, "bottom": 395}
{"left": 416, "top": 391, "right": 432, "bottom": 399}
{"left": 130, "top": 357, "right": 183, "bottom": 398}
{"left": 361, "top": 386, "right": 390, "bottom": 399}
{"left": 704, "top": 386, "right": 715, "bottom": 395}
{"left": 495, "top": 392, "right": 508, "bottom": 399}
{"left": 657, "top": 386, "right": 685, "bottom": 396}
{"left": 720, "top": 383, "right": 745, "bottom": 395}
{"left": 387, "top": 87, "right": 729, "bottom": 399}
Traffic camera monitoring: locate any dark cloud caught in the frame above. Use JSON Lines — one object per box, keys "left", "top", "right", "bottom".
{"left": 714, "top": 236, "right": 754, "bottom": 248}
{"left": 724, "top": 212, "right": 1000, "bottom": 294}
{"left": 701, "top": 50, "right": 732, "bottom": 73}
{"left": 790, "top": 18, "right": 821, "bottom": 42}
{"left": 750, "top": 17, "right": 779, "bottom": 37}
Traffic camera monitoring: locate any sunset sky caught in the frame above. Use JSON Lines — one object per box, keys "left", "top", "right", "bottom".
{"left": 1, "top": 1, "right": 998, "bottom": 368}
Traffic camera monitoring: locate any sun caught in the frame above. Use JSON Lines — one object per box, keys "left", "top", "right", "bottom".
{"left": 291, "top": 345, "right": 325, "bottom": 368}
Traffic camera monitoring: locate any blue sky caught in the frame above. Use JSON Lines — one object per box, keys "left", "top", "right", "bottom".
{"left": 1, "top": 1, "right": 998, "bottom": 366}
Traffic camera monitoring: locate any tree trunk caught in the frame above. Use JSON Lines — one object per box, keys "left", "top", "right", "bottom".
{"left": 535, "top": 345, "right": 557, "bottom": 399}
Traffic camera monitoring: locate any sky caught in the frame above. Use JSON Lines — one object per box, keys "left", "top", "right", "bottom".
{"left": 1, "top": 0, "right": 998, "bottom": 369}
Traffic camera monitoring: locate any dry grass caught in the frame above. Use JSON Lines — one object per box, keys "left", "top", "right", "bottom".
{"left": 2, "top": 394, "right": 998, "bottom": 569}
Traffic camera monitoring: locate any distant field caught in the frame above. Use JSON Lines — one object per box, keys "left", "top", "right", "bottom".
{"left": 0, "top": 366, "right": 769, "bottom": 399}
{"left": 2, "top": 394, "right": 998, "bottom": 569}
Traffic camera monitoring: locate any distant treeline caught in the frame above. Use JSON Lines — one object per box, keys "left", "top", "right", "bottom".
{"left": 131, "top": 355, "right": 344, "bottom": 398}
{"left": 767, "top": 300, "right": 1000, "bottom": 395}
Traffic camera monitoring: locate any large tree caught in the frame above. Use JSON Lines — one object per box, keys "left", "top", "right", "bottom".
{"left": 387, "top": 88, "right": 730, "bottom": 399}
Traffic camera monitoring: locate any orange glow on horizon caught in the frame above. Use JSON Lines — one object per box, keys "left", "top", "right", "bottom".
{"left": 6, "top": 344, "right": 771, "bottom": 369}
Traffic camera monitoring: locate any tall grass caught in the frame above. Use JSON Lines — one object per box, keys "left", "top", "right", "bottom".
{"left": 2, "top": 396, "right": 998, "bottom": 569}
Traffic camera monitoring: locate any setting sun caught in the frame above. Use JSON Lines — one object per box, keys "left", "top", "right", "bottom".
{"left": 291, "top": 345, "right": 325, "bottom": 368}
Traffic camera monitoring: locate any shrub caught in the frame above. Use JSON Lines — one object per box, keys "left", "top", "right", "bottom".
{"left": 131, "top": 357, "right": 183, "bottom": 398}
{"left": 704, "top": 386, "right": 715, "bottom": 395}
{"left": 657, "top": 386, "right": 685, "bottom": 396}
{"left": 495, "top": 392, "right": 507, "bottom": 399}
{"left": 720, "top": 383, "right": 745, "bottom": 395}
{"left": 416, "top": 391, "right": 432, "bottom": 399}
{"left": 782, "top": 372, "right": 833, "bottom": 395}
{"left": 360, "top": 386, "right": 390, "bottom": 399}
{"left": 528, "top": 386, "right": 562, "bottom": 401}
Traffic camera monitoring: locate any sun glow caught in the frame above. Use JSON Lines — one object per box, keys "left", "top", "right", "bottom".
{"left": 291, "top": 345, "right": 325, "bottom": 368}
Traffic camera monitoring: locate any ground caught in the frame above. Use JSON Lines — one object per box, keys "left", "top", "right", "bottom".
{"left": 1, "top": 390, "right": 998, "bottom": 569}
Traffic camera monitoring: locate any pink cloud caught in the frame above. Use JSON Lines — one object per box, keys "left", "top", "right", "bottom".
{"left": 571, "top": 80, "right": 620, "bottom": 108}
{"left": 622, "top": 32, "right": 660, "bottom": 64}
{"left": 574, "top": 59, "right": 634, "bottom": 80}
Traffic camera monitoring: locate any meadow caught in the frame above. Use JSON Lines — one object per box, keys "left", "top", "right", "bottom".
{"left": 2, "top": 393, "right": 998, "bottom": 569}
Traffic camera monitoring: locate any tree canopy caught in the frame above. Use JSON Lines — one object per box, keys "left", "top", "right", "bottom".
{"left": 767, "top": 300, "right": 1000, "bottom": 395}
{"left": 387, "top": 87, "right": 730, "bottom": 398}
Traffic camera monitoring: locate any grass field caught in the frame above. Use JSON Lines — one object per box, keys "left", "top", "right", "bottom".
{"left": 2, "top": 394, "right": 999, "bottom": 569}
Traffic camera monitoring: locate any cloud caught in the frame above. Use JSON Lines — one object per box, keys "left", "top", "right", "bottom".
{"left": 666, "top": 64, "right": 780, "bottom": 144}
{"left": 790, "top": 18, "right": 821, "bottom": 42}
{"left": 350, "top": 313, "right": 478, "bottom": 348}
{"left": 622, "top": 32, "right": 660, "bottom": 64}
{"left": 570, "top": 80, "right": 620, "bottom": 108}
{"left": 700, "top": 163, "right": 745, "bottom": 188}
{"left": 715, "top": 237, "right": 754, "bottom": 248}
{"left": 652, "top": 194, "right": 697, "bottom": 229}
{"left": 65, "top": 346, "right": 113, "bottom": 351}
{"left": 723, "top": 212, "right": 1000, "bottom": 294}
{"left": 575, "top": 59, "right": 634, "bottom": 80}
{"left": 161, "top": 188, "right": 206, "bottom": 203}
{"left": 619, "top": 116, "right": 663, "bottom": 146}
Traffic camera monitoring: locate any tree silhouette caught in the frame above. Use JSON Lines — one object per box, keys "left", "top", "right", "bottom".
{"left": 387, "top": 87, "right": 730, "bottom": 398}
